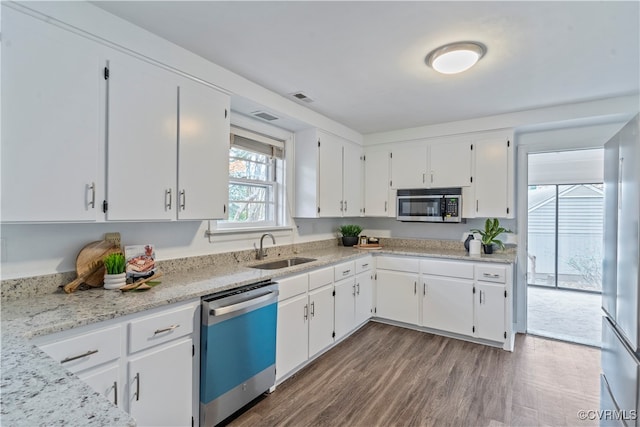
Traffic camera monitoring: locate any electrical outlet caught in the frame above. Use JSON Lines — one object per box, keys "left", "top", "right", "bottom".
{"left": 104, "top": 232, "right": 121, "bottom": 248}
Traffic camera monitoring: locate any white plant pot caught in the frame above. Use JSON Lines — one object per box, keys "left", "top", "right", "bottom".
{"left": 104, "top": 273, "right": 127, "bottom": 290}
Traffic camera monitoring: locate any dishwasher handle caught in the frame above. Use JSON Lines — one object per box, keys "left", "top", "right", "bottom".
{"left": 210, "top": 291, "right": 276, "bottom": 317}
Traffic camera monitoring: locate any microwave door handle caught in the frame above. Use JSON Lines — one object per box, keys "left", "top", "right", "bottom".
{"left": 441, "top": 196, "right": 446, "bottom": 221}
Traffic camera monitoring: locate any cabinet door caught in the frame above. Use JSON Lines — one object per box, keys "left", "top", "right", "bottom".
{"left": 106, "top": 52, "right": 178, "bottom": 221}
{"left": 128, "top": 338, "right": 192, "bottom": 426}
{"left": 355, "top": 271, "right": 373, "bottom": 325}
{"left": 473, "top": 137, "right": 510, "bottom": 218}
{"left": 376, "top": 270, "right": 419, "bottom": 324}
{"left": 308, "top": 284, "right": 334, "bottom": 357}
{"left": 78, "top": 364, "right": 120, "bottom": 408}
{"left": 430, "top": 140, "right": 472, "bottom": 188}
{"left": 475, "top": 282, "right": 506, "bottom": 342}
{"left": 1, "top": 8, "right": 103, "bottom": 222}
{"left": 334, "top": 277, "right": 356, "bottom": 340}
{"left": 364, "top": 150, "right": 392, "bottom": 216}
{"left": 177, "top": 78, "right": 230, "bottom": 220}
{"left": 276, "top": 294, "right": 309, "bottom": 381}
{"left": 342, "top": 142, "right": 363, "bottom": 217}
{"left": 390, "top": 146, "right": 427, "bottom": 189}
{"left": 318, "top": 132, "right": 344, "bottom": 217}
{"left": 422, "top": 276, "right": 474, "bottom": 336}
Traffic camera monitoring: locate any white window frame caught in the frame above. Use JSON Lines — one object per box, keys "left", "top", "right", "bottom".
{"left": 216, "top": 124, "right": 287, "bottom": 231}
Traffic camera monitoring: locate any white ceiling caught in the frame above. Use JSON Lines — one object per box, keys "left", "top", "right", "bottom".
{"left": 93, "top": 1, "right": 639, "bottom": 135}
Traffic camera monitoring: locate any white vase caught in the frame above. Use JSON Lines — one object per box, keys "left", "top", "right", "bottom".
{"left": 103, "top": 273, "right": 127, "bottom": 290}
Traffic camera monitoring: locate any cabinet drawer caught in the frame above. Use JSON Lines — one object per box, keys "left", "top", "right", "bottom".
{"left": 278, "top": 274, "right": 309, "bottom": 300}
{"left": 475, "top": 264, "right": 507, "bottom": 283}
{"left": 39, "top": 325, "right": 121, "bottom": 374}
{"left": 309, "top": 266, "right": 333, "bottom": 291}
{"left": 334, "top": 261, "right": 355, "bottom": 281}
{"left": 128, "top": 305, "right": 195, "bottom": 354}
{"left": 376, "top": 256, "right": 420, "bottom": 273}
{"left": 355, "top": 256, "right": 372, "bottom": 274}
{"left": 421, "top": 259, "right": 473, "bottom": 279}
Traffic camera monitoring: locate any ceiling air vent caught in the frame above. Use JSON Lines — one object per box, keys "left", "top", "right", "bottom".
{"left": 251, "top": 111, "right": 279, "bottom": 121}
{"left": 290, "top": 91, "right": 314, "bottom": 103}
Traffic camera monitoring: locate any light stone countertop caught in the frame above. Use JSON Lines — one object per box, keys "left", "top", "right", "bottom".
{"left": 0, "top": 243, "right": 515, "bottom": 426}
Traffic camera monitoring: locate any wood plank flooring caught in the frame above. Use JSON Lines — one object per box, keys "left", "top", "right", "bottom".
{"left": 228, "top": 322, "right": 600, "bottom": 427}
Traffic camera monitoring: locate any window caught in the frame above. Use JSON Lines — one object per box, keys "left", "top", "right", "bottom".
{"left": 219, "top": 127, "right": 285, "bottom": 229}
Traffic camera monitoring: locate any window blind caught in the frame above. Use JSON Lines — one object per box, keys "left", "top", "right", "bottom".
{"left": 230, "top": 126, "right": 284, "bottom": 159}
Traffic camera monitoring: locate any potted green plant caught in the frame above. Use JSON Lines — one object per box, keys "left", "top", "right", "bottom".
{"left": 470, "top": 218, "right": 512, "bottom": 254}
{"left": 338, "top": 224, "right": 363, "bottom": 247}
{"left": 103, "top": 253, "right": 126, "bottom": 290}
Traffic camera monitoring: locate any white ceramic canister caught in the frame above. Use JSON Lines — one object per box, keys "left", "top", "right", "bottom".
{"left": 469, "top": 239, "right": 482, "bottom": 256}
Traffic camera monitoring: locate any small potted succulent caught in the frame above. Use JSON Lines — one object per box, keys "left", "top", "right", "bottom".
{"left": 103, "top": 253, "right": 127, "bottom": 290}
{"left": 470, "top": 218, "right": 513, "bottom": 254}
{"left": 338, "top": 224, "right": 363, "bottom": 247}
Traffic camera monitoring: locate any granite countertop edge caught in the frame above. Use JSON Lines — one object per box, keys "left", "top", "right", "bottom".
{"left": 0, "top": 245, "right": 515, "bottom": 426}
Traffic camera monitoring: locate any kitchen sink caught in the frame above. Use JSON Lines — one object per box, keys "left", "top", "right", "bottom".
{"left": 250, "top": 257, "right": 317, "bottom": 270}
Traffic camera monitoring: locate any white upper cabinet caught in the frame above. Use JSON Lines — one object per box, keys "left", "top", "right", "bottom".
{"left": 177, "top": 78, "right": 230, "bottom": 220}
{"left": 106, "top": 52, "right": 178, "bottom": 221}
{"left": 1, "top": 7, "right": 104, "bottom": 222}
{"left": 294, "top": 129, "right": 363, "bottom": 218}
{"left": 364, "top": 150, "right": 394, "bottom": 217}
{"left": 106, "top": 52, "right": 230, "bottom": 221}
{"left": 390, "top": 145, "right": 428, "bottom": 189}
{"left": 464, "top": 131, "right": 514, "bottom": 219}
{"left": 342, "top": 141, "right": 363, "bottom": 216}
{"left": 389, "top": 138, "right": 472, "bottom": 190}
{"left": 429, "top": 138, "right": 473, "bottom": 188}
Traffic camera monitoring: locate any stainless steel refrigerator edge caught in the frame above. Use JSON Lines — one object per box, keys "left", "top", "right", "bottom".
{"left": 601, "top": 113, "right": 640, "bottom": 427}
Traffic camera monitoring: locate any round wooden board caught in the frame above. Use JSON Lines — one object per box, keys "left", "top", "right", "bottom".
{"left": 76, "top": 240, "right": 121, "bottom": 287}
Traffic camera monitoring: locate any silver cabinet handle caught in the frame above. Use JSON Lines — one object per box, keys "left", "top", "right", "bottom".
{"left": 357, "top": 283, "right": 360, "bottom": 295}
{"left": 180, "top": 189, "right": 186, "bottom": 210}
{"left": 61, "top": 349, "right": 98, "bottom": 364}
{"left": 165, "top": 189, "right": 172, "bottom": 210}
{"left": 340, "top": 200, "right": 344, "bottom": 212}
{"left": 423, "top": 173, "right": 426, "bottom": 183}
{"left": 113, "top": 381, "right": 118, "bottom": 406}
{"left": 361, "top": 263, "right": 369, "bottom": 268}
{"left": 483, "top": 273, "right": 500, "bottom": 278}
{"left": 311, "top": 301, "right": 315, "bottom": 317}
{"left": 88, "top": 182, "right": 96, "bottom": 209}
{"left": 384, "top": 201, "right": 387, "bottom": 212}
{"left": 134, "top": 372, "right": 140, "bottom": 401}
{"left": 304, "top": 304, "right": 308, "bottom": 320}
{"left": 414, "top": 282, "right": 417, "bottom": 294}
{"left": 344, "top": 200, "right": 348, "bottom": 211}
{"left": 476, "top": 200, "right": 479, "bottom": 212}
{"left": 154, "top": 324, "right": 180, "bottom": 335}
{"left": 342, "top": 269, "right": 351, "bottom": 276}
{"left": 480, "top": 290, "right": 485, "bottom": 304}
{"left": 423, "top": 283, "right": 426, "bottom": 296}
{"left": 352, "top": 284, "right": 356, "bottom": 296}
{"left": 430, "top": 172, "right": 434, "bottom": 183}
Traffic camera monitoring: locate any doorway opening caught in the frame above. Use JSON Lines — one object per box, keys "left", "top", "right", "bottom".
{"left": 526, "top": 149, "right": 603, "bottom": 347}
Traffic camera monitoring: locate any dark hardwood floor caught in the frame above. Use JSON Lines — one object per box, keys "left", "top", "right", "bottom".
{"left": 229, "top": 322, "right": 600, "bottom": 427}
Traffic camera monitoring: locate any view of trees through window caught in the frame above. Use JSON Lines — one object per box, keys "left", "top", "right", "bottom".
{"left": 527, "top": 183, "right": 603, "bottom": 292}
{"left": 226, "top": 147, "right": 276, "bottom": 224}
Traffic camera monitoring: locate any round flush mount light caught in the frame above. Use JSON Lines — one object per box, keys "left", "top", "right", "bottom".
{"left": 426, "top": 41, "right": 486, "bottom": 74}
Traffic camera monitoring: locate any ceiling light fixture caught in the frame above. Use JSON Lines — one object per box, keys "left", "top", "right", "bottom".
{"left": 426, "top": 41, "right": 486, "bottom": 75}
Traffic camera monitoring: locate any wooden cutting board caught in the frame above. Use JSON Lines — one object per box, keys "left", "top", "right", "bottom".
{"left": 76, "top": 240, "right": 121, "bottom": 287}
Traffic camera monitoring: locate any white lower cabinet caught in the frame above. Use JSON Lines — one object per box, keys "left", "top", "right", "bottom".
{"left": 78, "top": 363, "right": 120, "bottom": 407}
{"left": 374, "top": 256, "right": 513, "bottom": 350}
{"left": 421, "top": 276, "right": 474, "bottom": 336}
{"left": 334, "top": 276, "right": 356, "bottom": 340}
{"left": 33, "top": 299, "right": 199, "bottom": 426}
{"left": 308, "top": 284, "right": 335, "bottom": 357}
{"left": 128, "top": 338, "right": 193, "bottom": 427}
{"left": 376, "top": 269, "right": 419, "bottom": 325}
{"left": 276, "top": 292, "right": 309, "bottom": 379}
{"left": 355, "top": 270, "right": 373, "bottom": 326}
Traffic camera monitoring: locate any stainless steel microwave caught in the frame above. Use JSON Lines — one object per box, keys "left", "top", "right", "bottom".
{"left": 396, "top": 188, "right": 462, "bottom": 222}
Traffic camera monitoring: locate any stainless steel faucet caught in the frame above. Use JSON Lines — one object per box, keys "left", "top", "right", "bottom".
{"left": 256, "top": 233, "right": 276, "bottom": 260}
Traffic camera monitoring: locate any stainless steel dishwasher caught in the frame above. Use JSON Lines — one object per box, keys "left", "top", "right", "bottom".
{"left": 200, "top": 280, "right": 279, "bottom": 426}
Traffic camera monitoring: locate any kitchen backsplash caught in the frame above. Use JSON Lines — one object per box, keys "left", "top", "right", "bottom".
{"left": 0, "top": 237, "right": 516, "bottom": 302}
